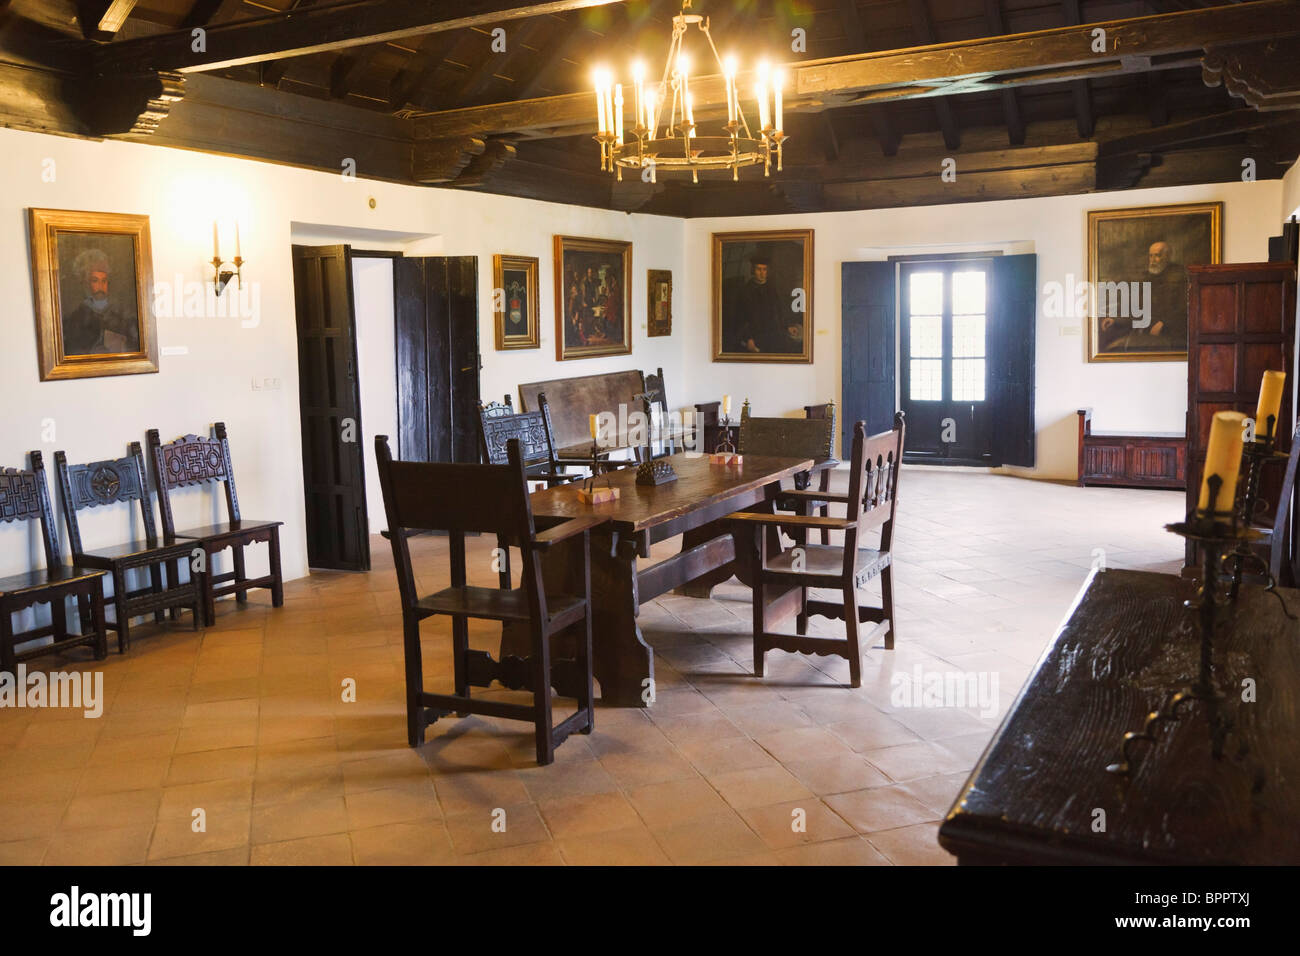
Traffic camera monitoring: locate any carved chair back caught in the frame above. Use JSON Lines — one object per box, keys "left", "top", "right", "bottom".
{"left": 54, "top": 443, "right": 157, "bottom": 556}
{"left": 146, "top": 422, "right": 242, "bottom": 539}
{"left": 843, "top": 413, "right": 907, "bottom": 563}
{"left": 0, "top": 451, "right": 62, "bottom": 569}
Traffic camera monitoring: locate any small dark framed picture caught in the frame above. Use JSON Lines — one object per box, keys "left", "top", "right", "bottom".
{"left": 647, "top": 269, "right": 672, "bottom": 337}
{"left": 29, "top": 208, "right": 158, "bottom": 381}
{"left": 493, "top": 254, "right": 540, "bottom": 350}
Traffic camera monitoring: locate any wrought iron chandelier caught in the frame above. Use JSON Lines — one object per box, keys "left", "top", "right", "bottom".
{"left": 591, "top": 0, "right": 787, "bottom": 184}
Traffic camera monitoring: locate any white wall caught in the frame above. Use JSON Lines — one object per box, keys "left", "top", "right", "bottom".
{"left": 682, "top": 179, "right": 1284, "bottom": 479}
{"left": 1283, "top": 156, "right": 1300, "bottom": 221}
{"left": 0, "top": 126, "right": 686, "bottom": 581}
{"left": 0, "top": 119, "right": 1289, "bottom": 586}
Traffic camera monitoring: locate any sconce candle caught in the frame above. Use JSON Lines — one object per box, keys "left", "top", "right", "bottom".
{"left": 721, "top": 394, "right": 731, "bottom": 416}
{"left": 1197, "top": 410, "right": 1248, "bottom": 515}
{"left": 1255, "top": 370, "right": 1286, "bottom": 440}
{"left": 589, "top": 414, "right": 598, "bottom": 440}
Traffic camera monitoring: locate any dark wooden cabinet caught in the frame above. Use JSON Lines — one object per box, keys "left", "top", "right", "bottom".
{"left": 1076, "top": 409, "right": 1185, "bottom": 489}
{"left": 1185, "top": 261, "right": 1296, "bottom": 571}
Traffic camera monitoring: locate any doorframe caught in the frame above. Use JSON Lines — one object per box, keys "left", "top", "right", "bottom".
{"left": 891, "top": 252, "right": 1002, "bottom": 467}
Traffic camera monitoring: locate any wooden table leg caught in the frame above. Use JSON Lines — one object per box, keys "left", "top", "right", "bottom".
{"left": 500, "top": 528, "right": 654, "bottom": 708}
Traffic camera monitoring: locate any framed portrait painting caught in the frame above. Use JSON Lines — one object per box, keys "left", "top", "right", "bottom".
{"left": 29, "top": 208, "right": 158, "bottom": 381}
{"left": 647, "top": 269, "right": 672, "bottom": 337}
{"left": 1086, "top": 201, "right": 1222, "bottom": 362}
{"left": 493, "top": 254, "right": 539, "bottom": 350}
{"left": 712, "top": 229, "right": 813, "bottom": 363}
{"left": 554, "top": 235, "right": 632, "bottom": 361}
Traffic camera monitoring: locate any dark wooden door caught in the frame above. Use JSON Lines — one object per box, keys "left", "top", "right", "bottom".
{"left": 1185, "top": 261, "right": 1297, "bottom": 573}
{"left": 291, "top": 244, "right": 370, "bottom": 571}
{"left": 394, "top": 256, "right": 480, "bottom": 463}
{"left": 840, "top": 261, "right": 895, "bottom": 459}
{"left": 987, "top": 253, "right": 1037, "bottom": 468}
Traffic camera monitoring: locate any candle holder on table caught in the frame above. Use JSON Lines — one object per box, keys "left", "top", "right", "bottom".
{"left": 1106, "top": 474, "right": 1264, "bottom": 776}
{"left": 709, "top": 413, "right": 742, "bottom": 466}
{"left": 577, "top": 437, "right": 619, "bottom": 504}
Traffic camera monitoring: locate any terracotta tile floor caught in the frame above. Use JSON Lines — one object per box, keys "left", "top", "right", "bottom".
{"left": 0, "top": 469, "right": 1183, "bottom": 866}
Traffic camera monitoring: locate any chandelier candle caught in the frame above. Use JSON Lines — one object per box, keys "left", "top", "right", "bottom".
{"left": 590, "top": 0, "right": 787, "bottom": 183}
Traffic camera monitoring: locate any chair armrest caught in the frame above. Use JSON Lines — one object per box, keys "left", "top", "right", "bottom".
{"left": 533, "top": 515, "right": 610, "bottom": 549}
{"left": 777, "top": 489, "right": 851, "bottom": 504}
{"left": 730, "top": 512, "right": 856, "bottom": 531}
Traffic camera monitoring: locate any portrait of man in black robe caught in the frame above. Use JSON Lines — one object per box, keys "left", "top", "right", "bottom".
{"left": 715, "top": 233, "right": 812, "bottom": 362}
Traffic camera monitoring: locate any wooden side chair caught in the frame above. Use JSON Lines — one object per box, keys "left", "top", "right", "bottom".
{"left": 54, "top": 443, "right": 202, "bottom": 651}
{"left": 0, "top": 451, "right": 107, "bottom": 673}
{"left": 374, "top": 434, "right": 605, "bottom": 765}
{"left": 738, "top": 402, "right": 839, "bottom": 545}
{"left": 642, "top": 366, "right": 678, "bottom": 457}
{"left": 733, "top": 413, "right": 906, "bottom": 688}
{"left": 1264, "top": 421, "right": 1300, "bottom": 586}
{"left": 147, "top": 423, "right": 284, "bottom": 627}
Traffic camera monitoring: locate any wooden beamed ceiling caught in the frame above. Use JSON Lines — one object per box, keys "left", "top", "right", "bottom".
{"left": 1, "top": 0, "right": 1299, "bottom": 216}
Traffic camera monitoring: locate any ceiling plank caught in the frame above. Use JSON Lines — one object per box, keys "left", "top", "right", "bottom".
{"left": 445, "top": 18, "right": 546, "bottom": 107}
{"left": 983, "top": 0, "right": 1024, "bottom": 145}
{"left": 97, "top": 0, "right": 138, "bottom": 33}
{"left": 387, "top": 31, "right": 462, "bottom": 110}
{"left": 839, "top": 0, "right": 898, "bottom": 157}
{"left": 92, "top": 0, "right": 629, "bottom": 74}
{"left": 411, "top": 2, "right": 1298, "bottom": 140}
{"left": 908, "top": 0, "right": 960, "bottom": 150}
{"left": 181, "top": 0, "right": 230, "bottom": 29}
{"left": 1061, "top": 0, "right": 1094, "bottom": 138}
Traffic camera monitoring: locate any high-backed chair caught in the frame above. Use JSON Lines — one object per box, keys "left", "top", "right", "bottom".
{"left": 732, "top": 413, "right": 905, "bottom": 687}
{"left": 642, "top": 367, "right": 679, "bottom": 457}
{"left": 147, "top": 423, "right": 284, "bottom": 627}
{"left": 738, "top": 403, "right": 839, "bottom": 543}
{"left": 54, "top": 443, "right": 202, "bottom": 651}
{"left": 478, "top": 395, "right": 590, "bottom": 488}
{"left": 1264, "top": 421, "right": 1300, "bottom": 586}
{"left": 0, "top": 451, "right": 107, "bottom": 672}
{"left": 374, "top": 434, "right": 605, "bottom": 765}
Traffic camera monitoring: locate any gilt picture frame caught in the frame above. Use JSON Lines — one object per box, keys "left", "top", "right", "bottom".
{"left": 29, "top": 208, "right": 158, "bottom": 381}
{"left": 647, "top": 269, "right": 672, "bottom": 337}
{"left": 493, "top": 254, "right": 540, "bottom": 350}
{"left": 712, "top": 229, "right": 814, "bottom": 363}
{"left": 554, "top": 235, "right": 633, "bottom": 361}
{"left": 1085, "top": 201, "right": 1222, "bottom": 363}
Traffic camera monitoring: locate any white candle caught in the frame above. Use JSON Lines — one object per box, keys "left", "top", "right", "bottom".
{"left": 594, "top": 73, "right": 607, "bottom": 135}
{"left": 722, "top": 394, "right": 731, "bottom": 416}
{"left": 724, "top": 56, "right": 737, "bottom": 124}
{"left": 632, "top": 61, "right": 645, "bottom": 130}
{"left": 212, "top": 220, "right": 219, "bottom": 259}
{"left": 773, "top": 68, "right": 784, "bottom": 132}
{"left": 614, "top": 84, "right": 624, "bottom": 144}
{"left": 678, "top": 54, "right": 690, "bottom": 131}
{"left": 685, "top": 93, "right": 695, "bottom": 136}
{"left": 235, "top": 220, "right": 241, "bottom": 258}
{"left": 756, "top": 61, "right": 770, "bottom": 129}
{"left": 645, "top": 87, "right": 656, "bottom": 139}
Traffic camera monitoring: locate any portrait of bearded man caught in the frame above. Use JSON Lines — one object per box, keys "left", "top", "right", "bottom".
{"left": 61, "top": 246, "right": 139, "bottom": 356}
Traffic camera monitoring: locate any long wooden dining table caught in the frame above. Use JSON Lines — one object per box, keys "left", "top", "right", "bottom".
{"left": 502, "top": 451, "right": 813, "bottom": 706}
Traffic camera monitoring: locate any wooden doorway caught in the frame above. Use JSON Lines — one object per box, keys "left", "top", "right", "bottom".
{"left": 291, "top": 244, "right": 370, "bottom": 571}
{"left": 394, "top": 256, "right": 480, "bottom": 464}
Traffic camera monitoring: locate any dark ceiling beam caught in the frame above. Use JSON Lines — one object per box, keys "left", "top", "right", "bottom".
{"left": 1061, "top": 0, "right": 1094, "bottom": 138}
{"left": 387, "top": 31, "right": 462, "bottom": 110}
{"left": 983, "top": 0, "right": 1024, "bottom": 145}
{"left": 328, "top": 46, "right": 374, "bottom": 99}
{"left": 908, "top": 0, "right": 960, "bottom": 150}
{"left": 446, "top": 18, "right": 546, "bottom": 107}
{"left": 180, "top": 0, "right": 229, "bottom": 29}
{"left": 410, "top": 2, "right": 1300, "bottom": 141}
{"left": 514, "top": 16, "right": 587, "bottom": 98}
{"left": 92, "top": 0, "right": 628, "bottom": 74}
{"left": 821, "top": 112, "right": 840, "bottom": 162}
{"left": 839, "top": 0, "right": 898, "bottom": 157}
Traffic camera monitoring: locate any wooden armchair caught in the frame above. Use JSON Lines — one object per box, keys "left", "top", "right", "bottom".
{"left": 55, "top": 443, "right": 202, "bottom": 651}
{"left": 0, "top": 451, "right": 107, "bottom": 672}
{"left": 375, "top": 434, "right": 604, "bottom": 765}
{"left": 147, "top": 423, "right": 284, "bottom": 627}
{"left": 732, "top": 413, "right": 905, "bottom": 687}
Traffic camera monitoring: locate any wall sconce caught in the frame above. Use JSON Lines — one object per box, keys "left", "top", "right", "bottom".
{"left": 211, "top": 220, "right": 244, "bottom": 295}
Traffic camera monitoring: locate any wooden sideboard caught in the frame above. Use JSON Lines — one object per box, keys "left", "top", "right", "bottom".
{"left": 1076, "top": 409, "right": 1185, "bottom": 489}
